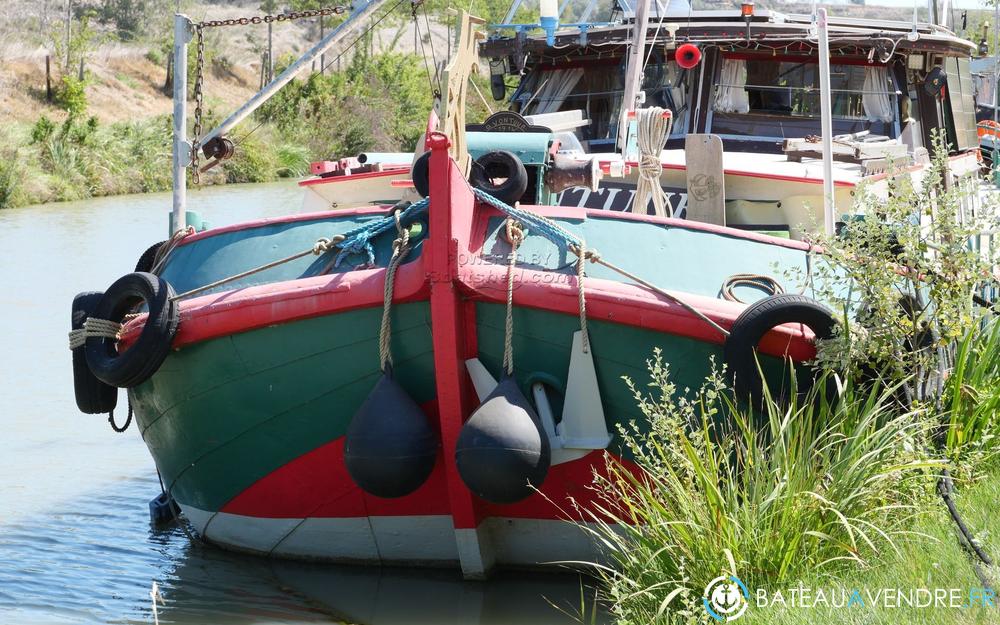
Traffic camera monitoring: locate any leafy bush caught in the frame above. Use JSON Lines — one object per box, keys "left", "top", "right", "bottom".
{"left": 30, "top": 116, "right": 56, "bottom": 144}
{"left": 55, "top": 76, "right": 88, "bottom": 118}
{"left": 0, "top": 155, "right": 23, "bottom": 209}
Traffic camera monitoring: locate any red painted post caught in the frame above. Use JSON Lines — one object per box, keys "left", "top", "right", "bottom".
{"left": 424, "top": 132, "right": 494, "bottom": 577}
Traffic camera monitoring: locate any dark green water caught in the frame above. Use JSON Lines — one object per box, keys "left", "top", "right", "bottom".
{"left": 0, "top": 183, "right": 599, "bottom": 624}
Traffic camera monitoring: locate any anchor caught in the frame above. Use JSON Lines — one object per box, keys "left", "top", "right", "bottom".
{"left": 344, "top": 213, "right": 438, "bottom": 498}
{"left": 464, "top": 229, "right": 611, "bottom": 471}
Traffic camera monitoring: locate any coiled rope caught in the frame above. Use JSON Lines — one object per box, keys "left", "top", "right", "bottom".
{"left": 721, "top": 273, "right": 785, "bottom": 304}
{"left": 378, "top": 210, "right": 412, "bottom": 371}
{"left": 630, "top": 107, "right": 673, "bottom": 217}
{"left": 68, "top": 318, "right": 123, "bottom": 350}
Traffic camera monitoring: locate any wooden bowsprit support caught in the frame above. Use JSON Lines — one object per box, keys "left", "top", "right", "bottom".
{"left": 437, "top": 11, "right": 486, "bottom": 177}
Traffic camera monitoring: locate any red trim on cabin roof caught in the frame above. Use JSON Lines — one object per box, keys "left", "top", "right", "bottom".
{"left": 720, "top": 51, "right": 885, "bottom": 66}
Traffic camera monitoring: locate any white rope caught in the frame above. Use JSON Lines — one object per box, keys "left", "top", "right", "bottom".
{"left": 502, "top": 219, "right": 524, "bottom": 376}
{"left": 378, "top": 211, "right": 411, "bottom": 372}
{"left": 630, "top": 107, "right": 673, "bottom": 217}
{"left": 68, "top": 318, "right": 123, "bottom": 350}
{"left": 575, "top": 240, "right": 590, "bottom": 354}
{"left": 150, "top": 226, "right": 196, "bottom": 275}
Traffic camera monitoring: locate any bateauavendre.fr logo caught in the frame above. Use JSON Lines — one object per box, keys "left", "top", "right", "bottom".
{"left": 703, "top": 575, "right": 750, "bottom": 622}
{"left": 702, "top": 573, "right": 996, "bottom": 622}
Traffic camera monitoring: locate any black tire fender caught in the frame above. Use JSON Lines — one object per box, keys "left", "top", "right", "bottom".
{"left": 85, "top": 272, "right": 180, "bottom": 389}
{"left": 411, "top": 151, "right": 431, "bottom": 198}
{"left": 134, "top": 241, "right": 166, "bottom": 273}
{"left": 71, "top": 292, "right": 119, "bottom": 414}
{"left": 723, "top": 293, "right": 837, "bottom": 400}
{"left": 469, "top": 150, "right": 529, "bottom": 205}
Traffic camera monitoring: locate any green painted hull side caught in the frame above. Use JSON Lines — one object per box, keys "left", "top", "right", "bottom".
{"left": 475, "top": 303, "right": 720, "bottom": 450}
{"left": 475, "top": 303, "right": 787, "bottom": 449}
{"left": 130, "top": 302, "right": 436, "bottom": 512}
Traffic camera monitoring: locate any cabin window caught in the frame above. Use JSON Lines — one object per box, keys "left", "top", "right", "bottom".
{"left": 514, "top": 64, "right": 622, "bottom": 143}
{"left": 512, "top": 58, "right": 691, "bottom": 148}
{"left": 708, "top": 58, "right": 900, "bottom": 142}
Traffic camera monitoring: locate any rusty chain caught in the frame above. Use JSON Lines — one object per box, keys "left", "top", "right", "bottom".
{"left": 196, "top": 6, "right": 349, "bottom": 29}
{"left": 189, "top": 5, "right": 350, "bottom": 185}
{"left": 191, "top": 26, "right": 205, "bottom": 185}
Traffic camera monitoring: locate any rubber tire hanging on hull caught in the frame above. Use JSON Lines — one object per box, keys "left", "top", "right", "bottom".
{"left": 724, "top": 293, "right": 836, "bottom": 401}
{"left": 411, "top": 151, "right": 431, "bottom": 198}
{"left": 71, "top": 292, "right": 119, "bottom": 414}
{"left": 85, "top": 272, "right": 180, "bottom": 389}
{"left": 469, "top": 150, "right": 529, "bottom": 205}
{"left": 134, "top": 241, "right": 165, "bottom": 273}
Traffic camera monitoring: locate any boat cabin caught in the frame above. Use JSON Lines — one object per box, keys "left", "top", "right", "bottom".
{"left": 481, "top": 3, "right": 980, "bottom": 158}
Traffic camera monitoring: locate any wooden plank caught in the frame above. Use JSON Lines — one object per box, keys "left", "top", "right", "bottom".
{"left": 684, "top": 134, "right": 726, "bottom": 226}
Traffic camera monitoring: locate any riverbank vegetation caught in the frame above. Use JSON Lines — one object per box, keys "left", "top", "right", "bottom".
{"left": 580, "top": 145, "right": 1000, "bottom": 624}
{"left": 0, "top": 0, "right": 495, "bottom": 209}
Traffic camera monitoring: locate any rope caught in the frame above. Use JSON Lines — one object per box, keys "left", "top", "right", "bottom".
{"left": 378, "top": 211, "right": 412, "bottom": 372}
{"left": 69, "top": 318, "right": 123, "bottom": 350}
{"left": 151, "top": 226, "right": 196, "bottom": 275}
{"left": 108, "top": 398, "right": 132, "bottom": 433}
{"left": 575, "top": 240, "right": 590, "bottom": 354}
{"left": 502, "top": 219, "right": 524, "bottom": 376}
{"left": 571, "top": 245, "right": 731, "bottom": 339}
{"left": 721, "top": 273, "right": 785, "bottom": 304}
{"left": 630, "top": 107, "right": 673, "bottom": 217}
{"left": 938, "top": 469, "right": 996, "bottom": 590}
{"left": 169, "top": 198, "right": 430, "bottom": 302}
{"left": 473, "top": 188, "right": 729, "bottom": 339}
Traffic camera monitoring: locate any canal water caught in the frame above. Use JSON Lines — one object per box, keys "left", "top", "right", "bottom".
{"left": 0, "top": 183, "right": 601, "bottom": 624}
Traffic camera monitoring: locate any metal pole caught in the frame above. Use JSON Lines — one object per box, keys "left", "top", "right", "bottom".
{"left": 817, "top": 8, "right": 835, "bottom": 237}
{"left": 619, "top": 0, "right": 653, "bottom": 150}
{"left": 172, "top": 14, "right": 194, "bottom": 235}
{"left": 65, "top": 0, "right": 72, "bottom": 68}
{"left": 197, "top": 0, "right": 386, "bottom": 150}
{"left": 994, "top": 1, "right": 998, "bottom": 128}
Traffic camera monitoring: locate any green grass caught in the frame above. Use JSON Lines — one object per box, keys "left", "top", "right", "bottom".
{"left": 577, "top": 356, "right": 944, "bottom": 624}
{"left": 740, "top": 472, "right": 1000, "bottom": 624}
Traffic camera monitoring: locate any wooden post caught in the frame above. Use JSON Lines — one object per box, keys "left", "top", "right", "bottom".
{"left": 164, "top": 54, "right": 173, "bottom": 92}
{"left": 65, "top": 0, "right": 72, "bottom": 69}
{"left": 78, "top": 56, "right": 84, "bottom": 81}
{"left": 45, "top": 55, "right": 53, "bottom": 102}
{"left": 267, "top": 21, "right": 274, "bottom": 82}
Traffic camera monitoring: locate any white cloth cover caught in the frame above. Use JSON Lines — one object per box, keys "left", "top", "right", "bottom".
{"left": 528, "top": 68, "right": 585, "bottom": 115}
{"left": 862, "top": 66, "right": 895, "bottom": 123}
{"left": 713, "top": 59, "right": 749, "bottom": 114}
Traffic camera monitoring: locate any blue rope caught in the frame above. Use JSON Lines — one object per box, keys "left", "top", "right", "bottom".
{"left": 334, "top": 198, "right": 429, "bottom": 267}
{"left": 471, "top": 189, "right": 583, "bottom": 249}
{"left": 331, "top": 191, "right": 578, "bottom": 268}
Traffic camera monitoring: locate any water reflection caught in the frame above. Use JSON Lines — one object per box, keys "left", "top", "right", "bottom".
{"left": 0, "top": 475, "right": 601, "bottom": 624}
{"left": 0, "top": 184, "right": 607, "bottom": 624}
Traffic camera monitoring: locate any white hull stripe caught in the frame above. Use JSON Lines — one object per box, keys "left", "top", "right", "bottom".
{"left": 180, "top": 505, "right": 602, "bottom": 568}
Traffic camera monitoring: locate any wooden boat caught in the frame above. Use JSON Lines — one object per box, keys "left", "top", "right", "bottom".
{"left": 117, "top": 135, "right": 826, "bottom": 578}
{"left": 67, "top": 2, "right": 891, "bottom": 580}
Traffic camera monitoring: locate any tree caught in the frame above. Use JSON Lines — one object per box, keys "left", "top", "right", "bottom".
{"left": 260, "top": 0, "right": 279, "bottom": 81}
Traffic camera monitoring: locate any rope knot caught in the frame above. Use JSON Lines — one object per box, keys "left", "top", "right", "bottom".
{"left": 638, "top": 154, "right": 662, "bottom": 179}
